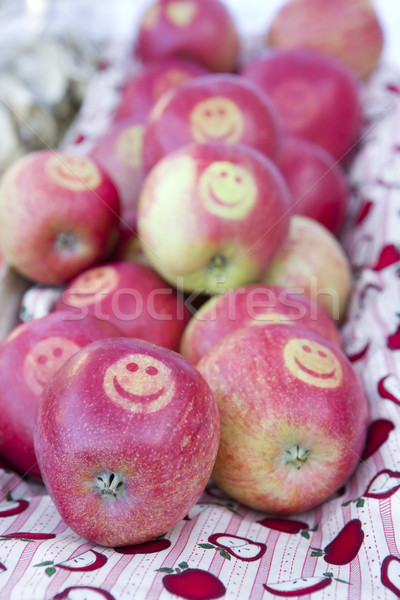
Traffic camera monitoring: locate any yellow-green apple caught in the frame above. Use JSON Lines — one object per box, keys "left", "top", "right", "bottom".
{"left": 278, "top": 135, "right": 350, "bottom": 235}
{"left": 55, "top": 260, "right": 190, "bottom": 351}
{"left": 0, "top": 150, "right": 121, "bottom": 285}
{"left": 113, "top": 58, "right": 210, "bottom": 123}
{"left": 261, "top": 215, "right": 353, "bottom": 323}
{"left": 180, "top": 284, "right": 341, "bottom": 364}
{"left": 143, "top": 73, "right": 283, "bottom": 171}
{"left": 241, "top": 48, "right": 362, "bottom": 164}
{"left": 135, "top": 0, "right": 240, "bottom": 73}
{"left": 197, "top": 324, "right": 369, "bottom": 514}
{"left": 0, "top": 311, "right": 122, "bottom": 480}
{"left": 266, "top": 0, "right": 384, "bottom": 79}
{"left": 137, "top": 142, "right": 292, "bottom": 294}
{"left": 34, "top": 337, "right": 220, "bottom": 546}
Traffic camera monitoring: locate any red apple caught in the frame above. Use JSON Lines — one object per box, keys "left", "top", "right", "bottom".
{"left": 266, "top": 0, "right": 384, "bottom": 79}
{"left": 52, "top": 587, "right": 115, "bottom": 600}
{"left": 143, "top": 73, "right": 283, "bottom": 171}
{"left": 162, "top": 567, "right": 226, "bottom": 600}
{"left": 263, "top": 576, "right": 332, "bottom": 597}
{"left": 0, "top": 311, "right": 122, "bottom": 480}
{"left": 322, "top": 519, "right": 364, "bottom": 565}
{"left": 197, "top": 324, "right": 369, "bottom": 514}
{"left": 278, "top": 135, "right": 350, "bottom": 235}
{"left": 137, "top": 142, "right": 292, "bottom": 294}
{"left": 180, "top": 284, "right": 341, "bottom": 365}
{"left": 261, "top": 216, "right": 353, "bottom": 324}
{"left": 135, "top": 0, "right": 240, "bottom": 73}
{"left": 241, "top": 48, "right": 362, "bottom": 163}
{"left": 55, "top": 260, "right": 190, "bottom": 351}
{"left": 0, "top": 150, "right": 121, "bottom": 285}
{"left": 34, "top": 337, "right": 220, "bottom": 546}
{"left": 382, "top": 555, "right": 400, "bottom": 597}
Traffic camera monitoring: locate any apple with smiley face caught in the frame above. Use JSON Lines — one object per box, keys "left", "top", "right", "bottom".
{"left": 197, "top": 323, "right": 369, "bottom": 514}
{"left": 137, "top": 142, "right": 292, "bottom": 294}
{"left": 34, "top": 336, "right": 220, "bottom": 546}
{"left": 0, "top": 150, "right": 121, "bottom": 285}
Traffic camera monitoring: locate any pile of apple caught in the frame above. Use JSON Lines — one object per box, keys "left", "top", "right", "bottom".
{"left": 0, "top": 0, "right": 383, "bottom": 547}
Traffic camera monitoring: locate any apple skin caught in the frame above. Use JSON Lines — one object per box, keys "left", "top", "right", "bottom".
{"left": 0, "top": 150, "right": 121, "bottom": 285}
{"left": 137, "top": 142, "right": 292, "bottom": 294}
{"left": 197, "top": 324, "right": 369, "bottom": 514}
{"left": 180, "top": 284, "right": 341, "bottom": 364}
{"left": 261, "top": 215, "right": 353, "bottom": 324}
{"left": 134, "top": 0, "right": 240, "bottom": 73}
{"left": 55, "top": 261, "right": 191, "bottom": 352}
{"left": 241, "top": 48, "right": 361, "bottom": 164}
{"left": 143, "top": 73, "right": 283, "bottom": 171}
{"left": 0, "top": 311, "right": 122, "bottom": 481}
{"left": 34, "top": 337, "right": 220, "bottom": 547}
{"left": 278, "top": 135, "right": 350, "bottom": 236}
{"left": 266, "top": 0, "right": 384, "bottom": 79}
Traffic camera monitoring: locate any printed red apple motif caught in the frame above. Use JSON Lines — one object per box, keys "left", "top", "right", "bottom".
{"left": 202, "top": 533, "right": 266, "bottom": 561}
{"left": 52, "top": 586, "right": 115, "bottom": 600}
{"left": 311, "top": 519, "right": 364, "bottom": 565}
{"left": 257, "top": 517, "right": 310, "bottom": 535}
{"left": 0, "top": 532, "right": 56, "bottom": 542}
{"left": 35, "top": 550, "right": 107, "bottom": 577}
{"left": 387, "top": 326, "right": 400, "bottom": 350}
{"left": 364, "top": 469, "right": 400, "bottom": 500}
{"left": 361, "top": 419, "right": 395, "bottom": 461}
{"left": 263, "top": 575, "right": 332, "bottom": 597}
{"left": 373, "top": 245, "right": 400, "bottom": 271}
{"left": 381, "top": 555, "right": 400, "bottom": 597}
{"left": 344, "top": 335, "right": 370, "bottom": 362}
{"left": 355, "top": 199, "right": 374, "bottom": 225}
{"left": 378, "top": 375, "right": 400, "bottom": 406}
{"left": 114, "top": 537, "right": 171, "bottom": 554}
{"left": 159, "top": 562, "right": 226, "bottom": 599}
{"left": 0, "top": 493, "right": 29, "bottom": 518}
{"left": 184, "top": 501, "right": 240, "bottom": 521}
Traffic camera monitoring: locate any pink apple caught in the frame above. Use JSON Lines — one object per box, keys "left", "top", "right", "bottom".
{"left": 137, "top": 142, "right": 292, "bottom": 294}
{"left": 266, "top": 0, "right": 384, "bottom": 79}
{"left": 143, "top": 73, "right": 283, "bottom": 171}
{"left": 134, "top": 0, "right": 240, "bottom": 73}
{"left": 180, "top": 284, "right": 341, "bottom": 365}
{"left": 34, "top": 337, "right": 220, "bottom": 546}
{"left": 241, "top": 48, "right": 362, "bottom": 163}
{"left": 278, "top": 135, "right": 350, "bottom": 235}
{"left": 197, "top": 324, "right": 369, "bottom": 514}
{"left": 0, "top": 150, "right": 121, "bottom": 285}
{"left": 113, "top": 58, "right": 210, "bottom": 123}
{"left": 0, "top": 311, "right": 122, "bottom": 480}
{"left": 55, "top": 260, "right": 190, "bottom": 351}
{"left": 261, "top": 215, "right": 353, "bottom": 324}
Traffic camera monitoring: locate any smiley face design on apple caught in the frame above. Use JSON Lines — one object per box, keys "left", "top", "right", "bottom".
{"left": 115, "top": 125, "right": 145, "bottom": 168}
{"left": 190, "top": 97, "right": 244, "bottom": 144}
{"left": 283, "top": 338, "right": 342, "bottom": 388}
{"left": 103, "top": 353, "right": 176, "bottom": 414}
{"left": 23, "top": 336, "right": 81, "bottom": 396}
{"left": 208, "top": 533, "right": 266, "bottom": 561}
{"left": 46, "top": 154, "right": 102, "bottom": 191}
{"left": 272, "top": 78, "right": 319, "bottom": 130}
{"left": 199, "top": 161, "right": 257, "bottom": 220}
{"left": 63, "top": 266, "right": 119, "bottom": 307}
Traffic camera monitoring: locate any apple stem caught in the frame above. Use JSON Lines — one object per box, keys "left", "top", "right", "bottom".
{"left": 94, "top": 470, "right": 125, "bottom": 499}
{"left": 285, "top": 444, "right": 309, "bottom": 470}
{"left": 54, "top": 231, "right": 78, "bottom": 253}
{"left": 207, "top": 254, "right": 227, "bottom": 271}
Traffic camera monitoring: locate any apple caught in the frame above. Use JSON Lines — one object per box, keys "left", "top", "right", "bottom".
{"left": 0, "top": 150, "right": 121, "bottom": 285}
{"left": 180, "top": 284, "right": 341, "bottom": 365}
{"left": 54, "top": 260, "right": 191, "bottom": 351}
{"left": 261, "top": 215, "right": 353, "bottom": 324}
{"left": 197, "top": 323, "right": 370, "bottom": 514}
{"left": 113, "top": 58, "right": 210, "bottom": 123}
{"left": 361, "top": 419, "right": 394, "bottom": 460}
{"left": 312, "top": 519, "right": 364, "bottom": 565}
{"left": 266, "top": 0, "right": 384, "bottom": 79}
{"left": 278, "top": 135, "right": 350, "bottom": 235}
{"left": 162, "top": 567, "right": 226, "bottom": 600}
{"left": 207, "top": 533, "right": 267, "bottom": 561}
{"left": 137, "top": 142, "right": 292, "bottom": 294}
{"left": 364, "top": 469, "right": 400, "bottom": 500}
{"left": 263, "top": 576, "right": 332, "bottom": 597}
{"left": 0, "top": 311, "right": 122, "bottom": 480}
{"left": 241, "top": 48, "right": 362, "bottom": 163}
{"left": 52, "top": 587, "right": 115, "bottom": 600}
{"left": 382, "top": 555, "right": 400, "bottom": 597}
{"left": 143, "top": 73, "right": 283, "bottom": 171}
{"left": 34, "top": 337, "right": 220, "bottom": 546}
{"left": 134, "top": 0, "right": 240, "bottom": 73}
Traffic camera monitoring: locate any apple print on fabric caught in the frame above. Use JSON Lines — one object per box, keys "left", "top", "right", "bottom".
{"left": 381, "top": 555, "right": 400, "bottom": 597}
{"left": 114, "top": 537, "right": 171, "bottom": 554}
{"left": 200, "top": 533, "right": 266, "bottom": 561}
{"left": 378, "top": 374, "right": 400, "bottom": 405}
{"left": 257, "top": 517, "right": 317, "bottom": 539}
{"left": 361, "top": 419, "right": 395, "bottom": 461}
{"left": 0, "top": 493, "right": 29, "bottom": 518}
{"left": 373, "top": 244, "right": 400, "bottom": 271}
{"left": 35, "top": 549, "right": 107, "bottom": 577}
{"left": 311, "top": 519, "right": 364, "bottom": 565}
{"left": 344, "top": 335, "right": 370, "bottom": 363}
{"left": 0, "top": 532, "right": 56, "bottom": 542}
{"left": 52, "top": 586, "right": 116, "bottom": 600}
{"left": 158, "top": 562, "right": 226, "bottom": 600}
{"left": 263, "top": 575, "right": 332, "bottom": 597}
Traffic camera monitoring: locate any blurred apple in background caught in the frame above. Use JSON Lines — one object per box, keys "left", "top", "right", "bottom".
{"left": 0, "top": 312, "right": 122, "bottom": 480}
{"left": 241, "top": 48, "right": 362, "bottom": 164}
{"left": 34, "top": 336, "right": 220, "bottom": 546}
{"left": 134, "top": 0, "right": 240, "bottom": 73}
{"left": 137, "top": 141, "right": 292, "bottom": 294}
{"left": 278, "top": 135, "right": 350, "bottom": 236}
{"left": 261, "top": 216, "right": 353, "bottom": 323}
{"left": 143, "top": 73, "right": 283, "bottom": 171}
{"left": 113, "top": 58, "right": 210, "bottom": 123}
{"left": 266, "top": 0, "right": 384, "bottom": 79}
{"left": 55, "top": 260, "right": 190, "bottom": 351}
{"left": 0, "top": 150, "right": 121, "bottom": 286}
{"left": 180, "top": 284, "right": 341, "bottom": 364}
{"left": 198, "top": 324, "right": 369, "bottom": 514}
